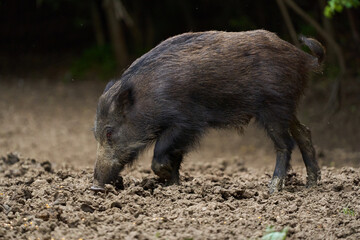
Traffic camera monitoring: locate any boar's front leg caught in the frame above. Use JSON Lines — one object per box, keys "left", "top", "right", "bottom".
{"left": 151, "top": 126, "right": 198, "bottom": 185}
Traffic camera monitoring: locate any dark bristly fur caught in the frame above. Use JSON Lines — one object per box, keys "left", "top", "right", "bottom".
{"left": 92, "top": 30, "right": 325, "bottom": 193}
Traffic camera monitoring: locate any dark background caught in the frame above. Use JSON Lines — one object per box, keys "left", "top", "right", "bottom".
{"left": 0, "top": 0, "right": 359, "bottom": 81}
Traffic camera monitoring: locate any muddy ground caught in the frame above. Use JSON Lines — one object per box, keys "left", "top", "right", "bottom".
{"left": 0, "top": 78, "right": 360, "bottom": 239}
{"left": 1, "top": 153, "right": 359, "bottom": 240}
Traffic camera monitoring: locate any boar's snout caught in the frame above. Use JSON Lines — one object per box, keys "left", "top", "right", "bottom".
{"left": 91, "top": 157, "right": 122, "bottom": 191}
{"left": 91, "top": 144, "right": 123, "bottom": 191}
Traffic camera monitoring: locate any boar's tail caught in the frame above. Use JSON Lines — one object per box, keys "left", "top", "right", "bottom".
{"left": 299, "top": 35, "right": 326, "bottom": 65}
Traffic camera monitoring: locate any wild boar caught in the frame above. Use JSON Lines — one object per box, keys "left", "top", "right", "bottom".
{"left": 91, "top": 30, "right": 325, "bottom": 193}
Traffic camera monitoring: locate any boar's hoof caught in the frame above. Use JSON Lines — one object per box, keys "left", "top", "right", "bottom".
{"left": 151, "top": 161, "right": 172, "bottom": 179}
{"left": 90, "top": 185, "right": 106, "bottom": 192}
{"left": 268, "top": 177, "right": 285, "bottom": 194}
{"left": 306, "top": 171, "right": 320, "bottom": 188}
{"left": 166, "top": 174, "right": 180, "bottom": 185}
{"left": 151, "top": 161, "right": 179, "bottom": 185}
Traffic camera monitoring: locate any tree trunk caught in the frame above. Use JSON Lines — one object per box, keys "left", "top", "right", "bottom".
{"left": 103, "top": 0, "right": 129, "bottom": 71}
{"left": 91, "top": 0, "right": 105, "bottom": 47}
{"left": 124, "top": 0, "right": 144, "bottom": 52}
{"left": 347, "top": 9, "right": 360, "bottom": 45}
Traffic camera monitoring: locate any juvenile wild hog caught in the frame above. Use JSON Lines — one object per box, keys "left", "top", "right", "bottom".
{"left": 92, "top": 30, "right": 325, "bottom": 193}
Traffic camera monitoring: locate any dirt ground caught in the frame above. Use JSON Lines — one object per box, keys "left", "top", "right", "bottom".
{"left": 1, "top": 153, "right": 359, "bottom": 240}
{"left": 1, "top": 77, "right": 360, "bottom": 239}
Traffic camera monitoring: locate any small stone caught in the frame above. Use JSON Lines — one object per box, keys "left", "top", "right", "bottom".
{"left": 110, "top": 202, "right": 122, "bottom": 209}
{"left": 80, "top": 203, "right": 95, "bottom": 213}
{"left": 36, "top": 211, "right": 50, "bottom": 221}
{"left": 332, "top": 184, "right": 344, "bottom": 192}
{"left": 32, "top": 179, "right": 48, "bottom": 188}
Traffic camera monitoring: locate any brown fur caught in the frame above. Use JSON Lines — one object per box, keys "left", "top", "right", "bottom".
{"left": 93, "top": 30, "right": 325, "bottom": 193}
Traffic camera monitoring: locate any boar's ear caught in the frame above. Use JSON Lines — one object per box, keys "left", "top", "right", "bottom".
{"left": 115, "top": 87, "right": 134, "bottom": 115}
{"left": 103, "top": 79, "right": 116, "bottom": 93}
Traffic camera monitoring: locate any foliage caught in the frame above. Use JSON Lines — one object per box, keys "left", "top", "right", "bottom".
{"left": 324, "top": 0, "right": 360, "bottom": 17}
{"left": 342, "top": 207, "right": 355, "bottom": 216}
{"left": 70, "top": 45, "right": 117, "bottom": 80}
{"left": 261, "top": 226, "right": 288, "bottom": 240}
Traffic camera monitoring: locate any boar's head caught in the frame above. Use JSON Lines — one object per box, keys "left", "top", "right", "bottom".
{"left": 91, "top": 80, "right": 148, "bottom": 191}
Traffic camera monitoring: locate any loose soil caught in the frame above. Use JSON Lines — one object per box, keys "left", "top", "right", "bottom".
{"left": 1, "top": 78, "right": 360, "bottom": 239}
{"left": 1, "top": 153, "right": 359, "bottom": 240}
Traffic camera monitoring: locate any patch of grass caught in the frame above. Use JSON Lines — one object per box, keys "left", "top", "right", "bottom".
{"left": 261, "top": 226, "right": 288, "bottom": 240}
{"left": 155, "top": 232, "right": 161, "bottom": 238}
{"left": 342, "top": 207, "right": 355, "bottom": 216}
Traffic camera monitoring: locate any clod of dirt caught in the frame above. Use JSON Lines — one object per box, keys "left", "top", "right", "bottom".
{"left": 220, "top": 188, "right": 249, "bottom": 200}
{"left": 56, "top": 170, "right": 73, "bottom": 180}
{"left": 36, "top": 211, "right": 50, "bottom": 221}
{"left": 24, "top": 177, "right": 34, "bottom": 185}
{"left": 21, "top": 188, "right": 32, "bottom": 200}
{"left": 332, "top": 184, "right": 344, "bottom": 192}
{"left": 1, "top": 152, "right": 20, "bottom": 165}
{"left": 80, "top": 203, "right": 95, "bottom": 213}
{"left": 140, "top": 177, "right": 158, "bottom": 192}
{"left": 354, "top": 177, "right": 360, "bottom": 186}
{"left": 4, "top": 169, "right": 24, "bottom": 178}
{"left": 40, "top": 161, "right": 52, "bottom": 172}
{"left": 110, "top": 201, "right": 122, "bottom": 209}
{"left": 32, "top": 179, "right": 48, "bottom": 188}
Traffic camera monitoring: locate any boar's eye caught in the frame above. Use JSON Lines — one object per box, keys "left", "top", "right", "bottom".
{"left": 106, "top": 130, "right": 112, "bottom": 143}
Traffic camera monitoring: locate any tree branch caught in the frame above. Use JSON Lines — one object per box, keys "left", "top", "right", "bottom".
{"left": 113, "top": 0, "right": 134, "bottom": 27}
{"left": 276, "top": 0, "right": 300, "bottom": 47}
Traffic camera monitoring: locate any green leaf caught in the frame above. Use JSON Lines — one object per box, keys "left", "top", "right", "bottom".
{"left": 324, "top": 0, "right": 360, "bottom": 18}
{"left": 324, "top": 6, "right": 333, "bottom": 17}
{"left": 262, "top": 232, "right": 287, "bottom": 240}
{"left": 262, "top": 226, "right": 288, "bottom": 240}
{"left": 335, "top": 4, "right": 343, "bottom": 12}
{"left": 345, "top": 2, "right": 353, "bottom": 7}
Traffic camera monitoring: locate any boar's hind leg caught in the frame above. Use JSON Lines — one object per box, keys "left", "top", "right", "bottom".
{"left": 290, "top": 118, "right": 320, "bottom": 187}
{"left": 265, "top": 122, "right": 295, "bottom": 194}
{"left": 152, "top": 127, "right": 198, "bottom": 185}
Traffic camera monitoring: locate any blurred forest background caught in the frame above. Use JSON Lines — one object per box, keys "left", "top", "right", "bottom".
{"left": 1, "top": 0, "right": 359, "bottom": 82}
{"left": 0, "top": 0, "right": 359, "bottom": 167}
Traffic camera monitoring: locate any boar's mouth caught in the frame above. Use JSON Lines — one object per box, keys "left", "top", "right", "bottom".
{"left": 91, "top": 160, "right": 124, "bottom": 192}
{"left": 91, "top": 149, "right": 140, "bottom": 191}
